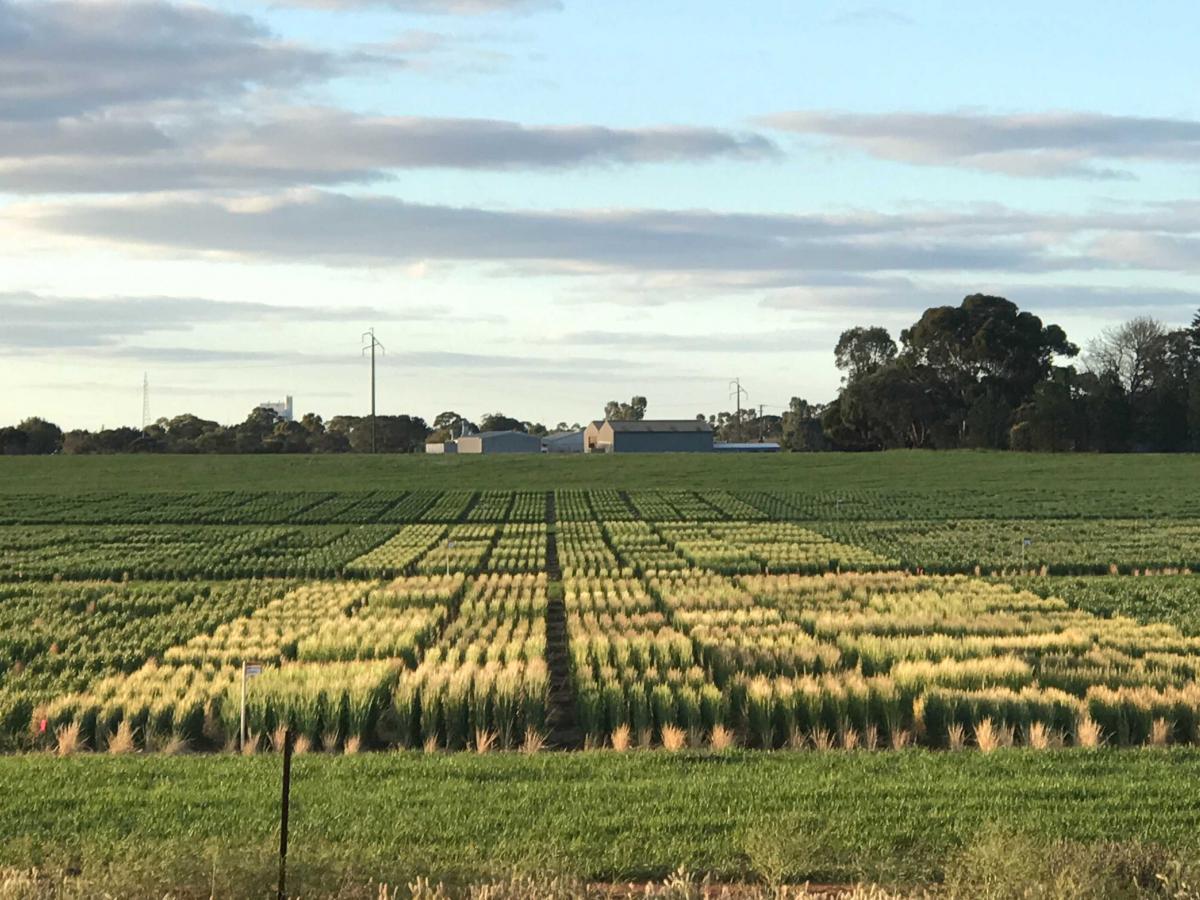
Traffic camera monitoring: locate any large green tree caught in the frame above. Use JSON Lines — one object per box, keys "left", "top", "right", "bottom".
{"left": 604, "top": 396, "right": 647, "bottom": 421}
{"left": 834, "top": 327, "right": 897, "bottom": 381}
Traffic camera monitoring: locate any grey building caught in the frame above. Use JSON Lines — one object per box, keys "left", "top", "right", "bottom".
{"left": 456, "top": 430, "right": 543, "bottom": 454}
{"left": 584, "top": 419, "right": 713, "bottom": 453}
{"left": 543, "top": 430, "right": 584, "bottom": 453}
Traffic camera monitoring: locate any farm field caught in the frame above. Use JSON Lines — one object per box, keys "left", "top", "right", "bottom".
{"left": 7, "top": 751, "right": 1200, "bottom": 895}
{"left": 3, "top": 455, "right": 1200, "bottom": 894}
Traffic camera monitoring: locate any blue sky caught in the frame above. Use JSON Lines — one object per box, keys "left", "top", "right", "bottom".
{"left": 3, "top": 0, "right": 1199, "bottom": 429}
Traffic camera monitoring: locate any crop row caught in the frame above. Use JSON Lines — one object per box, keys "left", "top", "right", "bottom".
{"left": 0, "top": 525, "right": 397, "bottom": 581}
{"left": 8, "top": 488, "right": 1200, "bottom": 525}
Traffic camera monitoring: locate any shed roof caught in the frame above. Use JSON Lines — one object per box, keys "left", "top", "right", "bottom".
{"left": 604, "top": 419, "right": 712, "bottom": 433}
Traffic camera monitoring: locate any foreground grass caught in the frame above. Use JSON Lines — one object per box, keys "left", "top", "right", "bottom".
{"left": 6, "top": 750, "right": 1200, "bottom": 895}
{"left": 3, "top": 450, "right": 1200, "bottom": 500}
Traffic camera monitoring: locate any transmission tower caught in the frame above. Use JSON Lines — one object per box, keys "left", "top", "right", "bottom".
{"left": 361, "top": 329, "right": 386, "bottom": 453}
{"left": 142, "top": 373, "right": 150, "bottom": 429}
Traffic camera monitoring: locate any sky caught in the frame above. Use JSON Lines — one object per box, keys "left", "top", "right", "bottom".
{"left": 3, "top": 0, "right": 1200, "bottom": 430}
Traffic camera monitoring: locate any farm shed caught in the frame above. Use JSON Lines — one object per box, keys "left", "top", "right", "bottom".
{"left": 425, "top": 440, "right": 457, "bottom": 454}
{"left": 585, "top": 419, "right": 713, "bottom": 453}
{"left": 456, "top": 430, "right": 542, "bottom": 454}
{"left": 582, "top": 421, "right": 605, "bottom": 452}
{"left": 543, "top": 430, "right": 584, "bottom": 453}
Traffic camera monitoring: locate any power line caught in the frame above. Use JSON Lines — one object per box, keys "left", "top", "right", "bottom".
{"left": 361, "top": 328, "right": 385, "bottom": 453}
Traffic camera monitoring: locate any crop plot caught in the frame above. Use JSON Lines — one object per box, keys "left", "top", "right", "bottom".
{"left": 815, "top": 519, "right": 1200, "bottom": 574}
{"left": 5, "top": 484, "right": 1200, "bottom": 757}
{"left": 0, "top": 580, "right": 293, "bottom": 737}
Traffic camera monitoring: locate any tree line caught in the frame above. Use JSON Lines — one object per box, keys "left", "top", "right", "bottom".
{"left": 3, "top": 296, "right": 1198, "bottom": 454}
{"left": 819, "top": 296, "right": 1200, "bottom": 451}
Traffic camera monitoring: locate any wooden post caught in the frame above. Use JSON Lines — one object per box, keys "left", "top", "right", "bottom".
{"left": 278, "top": 728, "right": 293, "bottom": 900}
{"left": 239, "top": 661, "right": 246, "bottom": 752}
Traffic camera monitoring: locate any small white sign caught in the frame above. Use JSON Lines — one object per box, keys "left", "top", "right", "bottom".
{"left": 245, "top": 664, "right": 263, "bottom": 677}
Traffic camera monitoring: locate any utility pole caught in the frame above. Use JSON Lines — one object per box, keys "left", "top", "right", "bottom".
{"left": 729, "top": 378, "right": 749, "bottom": 430}
{"left": 141, "top": 373, "right": 150, "bottom": 430}
{"left": 361, "top": 329, "right": 385, "bottom": 453}
{"left": 758, "top": 404, "right": 764, "bottom": 442}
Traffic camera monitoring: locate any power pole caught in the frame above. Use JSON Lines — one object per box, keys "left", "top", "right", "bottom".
{"left": 361, "top": 329, "right": 385, "bottom": 453}
{"left": 729, "top": 378, "right": 749, "bottom": 428}
{"left": 758, "top": 404, "right": 764, "bottom": 442}
{"left": 141, "top": 373, "right": 150, "bottom": 430}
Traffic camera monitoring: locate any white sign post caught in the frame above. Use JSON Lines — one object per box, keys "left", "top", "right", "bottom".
{"left": 240, "top": 660, "right": 263, "bottom": 751}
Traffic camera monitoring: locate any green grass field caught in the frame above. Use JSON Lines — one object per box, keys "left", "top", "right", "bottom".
{"left": 4, "top": 450, "right": 1200, "bottom": 497}
{"left": 7, "top": 750, "right": 1200, "bottom": 895}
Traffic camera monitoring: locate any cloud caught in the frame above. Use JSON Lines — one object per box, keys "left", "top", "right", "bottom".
{"left": 557, "top": 329, "right": 830, "bottom": 353}
{"left": 0, "top": 291, "right": 468, "bottom": 350}
{"left": 760, "top": 281, "right": 1200, "bottom": 316}
{"left": 28, "top": 191, "right": 1086, "bottom": 277}
{"left": 210, "top": 112, "right": 780, "bottom": 170}
{"left": 762, "top": 110, "right": 1200, "bottom": 179}
{"left": 272, "top": 0, "right": 559, "bottom": 13}
{"left": 0, "top": 0, "right": 332, "bottom": 120}
{"left": 0, "top": 110, "right": 779, "bottom": 193}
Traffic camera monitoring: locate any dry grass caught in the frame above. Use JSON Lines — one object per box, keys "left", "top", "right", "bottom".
{"left": 521, "top": 729, "right": 547, "bottom": 754}
{"left": 786, "top": 725, "right": 805, "bottom": 750}
{"left": 1076, "top": 714, "right": 1104, "bottom": 749}
{"left": 1026, "top": 721, "right": 1050, "bottom": 750}
{"left": 271, "top": 726, "right": 289, "bottom": 753}
{"left": 54, "top": 722, "right": 84, "bottom": 757}
{"left": 474, "top": 729, "right": 497, "bottom": 754}
{"left": 293, "top": 735, "right": 312, "bottom": 755}
{"left": 344, "top": 735, "right": 362, "bottom": 755}
{"left": 864, "top": 725, "right": 880, "bottom": 751}
{"left": 975, "top": 718, "right": 999, "bottom": 753}
{"left": 910, "top": 697, "right": 926, "bottom": 742}
{"left": 841, "top": 727, "right": 860, "bottom": 751}
{"left": 811, "top": 728, "right": 834, "bottom": 751}
{"left": 636, "top": 727, "right": 653, "bottom": 749}
{"left": 709, "top": 724, "right": 735, "bottom": 751}
{"left": 161, "top": 732, "right": 190, "bottom": 756}
{"left": 1151, "top": 718, "right": 1172, "bottom": 747}
{"left": 322, "top": 730, "right": 340, "bottom": 753}
{"left": 106, "top": 720, "right": 138, "bottom": 755}
{"left": 947, "top": 723, "right": 966, "bottom": 751}
{"left": 660, "top": 725, "right": 686, "bottom": 752}
{"left": 610, "top": 724, "right": 632, "bottom": 752}
{"left": 889, "top": 728, "right": 912, "bottom": 751}
{"left": 241, "top": 731, "right": 260, "bottom": 756}
{"left": 423, "top": 735, "right": 439, "bottom": 754}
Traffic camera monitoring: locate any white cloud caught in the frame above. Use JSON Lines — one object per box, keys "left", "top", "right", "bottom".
{"left": 763, "top": 110, "right": 1200, "bottom": 179}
